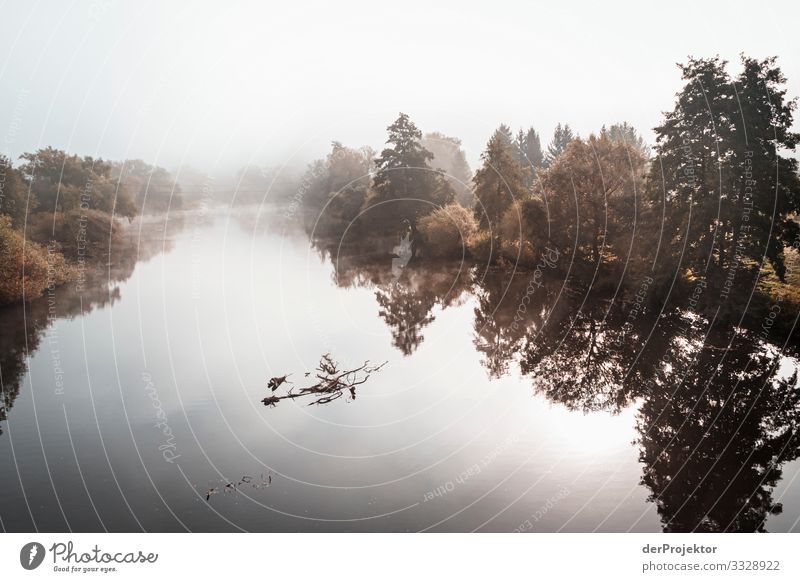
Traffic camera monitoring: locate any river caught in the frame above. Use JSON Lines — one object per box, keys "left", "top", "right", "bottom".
{"left": 1, "top": 207, "right": 799, "bottom": 532}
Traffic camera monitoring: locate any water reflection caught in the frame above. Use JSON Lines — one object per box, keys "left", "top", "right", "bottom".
{"left": 318, "top": 240, "right": 800, "bottom": 532}
{"left": 637, "top": 329, "right": 800, "bottom": 532}
{"left": 2, "top": 214, "right": 799, "bottom": 532}
{"left": 317, "top": 236, "right": 472, "bottom": 356}
{"left": 0, "top": 214, "right": 183, "bottom": 435}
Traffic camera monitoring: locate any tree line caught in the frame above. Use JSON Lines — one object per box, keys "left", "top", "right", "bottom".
{"left": 0, "top": 148, "right": 183, "bottom": 305}
{"left": 299, "top": 55, "right": 800, "bottom": 318}
{"left": 4, "top": 54, "right": 799, "bottom": 315}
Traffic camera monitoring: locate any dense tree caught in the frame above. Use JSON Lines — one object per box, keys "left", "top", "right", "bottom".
{"left": 302, "top": 141, "right": 374, "bottom": 233}
{"left": 538, "top": 134, "right": 647, "bottom": 266}
{"left": 18, "top": 147, "right": 137, "bottom": 217}
{"left": 0, "top": 155, "right": 32, "bottom": 228}
{"left": 421, "top": 132, "right": 473, "bottom": 208}
{"left": 472, "top": 126, "right": 529, "bottom": 245}
{"left": 601, "top": 122, "right": 649, "bottom": 157}
{"left": 513, "top": 127, "right": 545, "bottom": 186}
{"left": 494, "top": 124, "right": 514, "bottom": 149}
{"left": 366, "top": 113, "right": 453, "bottom": 226}
{"left": 499, "top": 197, "right": 548, "bottom": 266}
{"left": 114, "top": 159, "right": 183, "bottom": 213}
{"left": 733, "top": 56, "right": 800, "bottom": 279}
{"left": 544, "top": 123, "right": 576, "bottom": 166}
{"left": 645, "top": 56, "right": 800, "bottom": 292}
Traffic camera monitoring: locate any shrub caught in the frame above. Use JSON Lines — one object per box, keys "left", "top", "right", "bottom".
{"left": 418, "top": 203, "right": 477, "bottom": 258}
{"left": 500, "top": 238, "right": 537, "bottom": 267}
{"left": 316, "top": 183, "right": 369, "bottom": 236}
{"left": 466, "top": 229, "right": 495, "bottom": 264}
{"left": 499, "top": 199, "right": 548, "bottom": 267}
{"left": 0, "top": 216, "right": 72, "bottom": 305}
{"left": 27, "top": 209, "right": 120, "bottom": 260}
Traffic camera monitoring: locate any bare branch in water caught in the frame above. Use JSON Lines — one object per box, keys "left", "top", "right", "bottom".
{"left": 267, "top": 374, "right": 292, "bottom": 391}
{"left": 261, "top": 354, "right": 387, "bottom": 407}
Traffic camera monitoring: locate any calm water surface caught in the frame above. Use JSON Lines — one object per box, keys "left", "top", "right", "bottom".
{"left": 1, "top": 208, "right": 799, "bottom": 532}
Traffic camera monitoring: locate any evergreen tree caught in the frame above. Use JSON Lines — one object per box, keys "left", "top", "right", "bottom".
{"left": 645, "top": 56, "right": 800, "bottom": 286}
{"left": 544, "top": 123, "right": 576, "bottom": 166}
{"left": 368, "top": 113, "right": 453, "bottom": 226}
{"left": 495, "top": 124, "right": 514, "bottom": 149}
{"left": 421, "top": 132, "right": 473, "bottom": 208}
{"left": 601, "top": 122, "right": 649, "bottom": 157}
{"left": 473, "top": 126, "right": 529, "bottom": 242}
{"left": 513, "top": 127, "right": 545, "bottom": 186}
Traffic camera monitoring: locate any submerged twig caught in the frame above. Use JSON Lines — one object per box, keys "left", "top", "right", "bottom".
{"left": 261, "top": 354, "right": 387, "bottom": 407}
{"left": 202, "top": 472, "right": 273, "bottom": 502}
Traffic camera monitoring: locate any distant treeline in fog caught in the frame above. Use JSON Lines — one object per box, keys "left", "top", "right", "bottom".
{"left": 0, "top": 149, "right": 185, "bottom": 305}
{"left": 2, "top": 55, "right": 800, "bottom": 322}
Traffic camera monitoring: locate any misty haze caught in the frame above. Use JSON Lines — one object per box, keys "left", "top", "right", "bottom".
{"left": 2, "top": 1, "right": 800, "bottom": 537}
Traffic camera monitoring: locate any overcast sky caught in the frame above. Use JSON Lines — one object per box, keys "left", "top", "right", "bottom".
{"left": 1, "top": 0, "right": 799, "bottom": 176}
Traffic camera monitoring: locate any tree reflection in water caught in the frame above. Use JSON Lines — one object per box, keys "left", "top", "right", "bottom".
{"left": 0, "top": 214, "right": 182, "bottom": 435}
{"left": 637, "top": 329, "right": 800, "bottom": 532}
{"left": 322, "top": 243, "right": 800, "bottom": 532}
{"left": 318, "top": 235, "right": 472, "bottom": 356}
{"left": 3, "top": 222, "right": 799, "bottom": 532}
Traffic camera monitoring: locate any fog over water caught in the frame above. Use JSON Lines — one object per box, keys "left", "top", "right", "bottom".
{"left": 3, "top": 0, "right": 800, "bottom": 537}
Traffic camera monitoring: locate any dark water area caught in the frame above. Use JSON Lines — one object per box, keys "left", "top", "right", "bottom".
{"left": 1, "top": 207, "right": 800, "bottom": 532}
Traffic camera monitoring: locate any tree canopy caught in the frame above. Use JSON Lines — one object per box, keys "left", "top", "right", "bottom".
{"left": 646, "top": 55, "right": 800, "bottom": 287}
{"left": 18, "top": 147, "right": 137, "bottom": 218}
{"left": 472, "top": 125, "right": 529, "bottom": 239}
{"left": 366, "top": 113, "right": 454, "bottom": 225}
{"left": 421, "top": 132, "right": 473, "bottom": 208}
{"left": 544, "top": 122, "right": 576, "bottom": 166}
{"left": 513, "top": 127, "right": 545, "bottom": 186}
